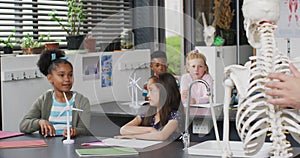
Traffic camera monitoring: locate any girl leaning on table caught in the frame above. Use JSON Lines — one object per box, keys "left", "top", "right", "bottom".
{"left": 19, "top": 49, "right": 91, "bottom": 138}
{"left": 115, "top": 72, "right": 184, "bottom": 141}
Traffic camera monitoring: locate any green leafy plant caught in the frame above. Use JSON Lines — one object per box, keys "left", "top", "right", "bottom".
{"left": 0, "top": 29, "right": 17, "bottom": 48}
{"left": 20, "top": 34, "right": 45, "bottom": 49}
{"left": 45, "top": 34, "right": 62, "bottom": 43}
{"left": 49, "top": 0, "right": 86, "bottom": 36}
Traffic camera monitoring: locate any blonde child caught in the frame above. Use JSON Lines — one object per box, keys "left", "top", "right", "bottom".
{"left": 19, "top": 49, "right": 91, "bottom": 138}
{"left": 115, "top": 72, "right": 184, "bottom": 141}
{"left": 180, "top": 49, "right": 213, "bottom": 104}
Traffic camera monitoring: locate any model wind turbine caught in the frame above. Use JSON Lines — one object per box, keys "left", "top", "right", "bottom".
{"left": 60, "top": 92, "right": 83, "bottom": 144}
{"left": 128, "top": 73, "right": 143, "bottom": 108}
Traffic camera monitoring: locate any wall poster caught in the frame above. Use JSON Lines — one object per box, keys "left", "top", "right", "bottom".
{"left": 101, "top": 55, "right": 112, "bottom": 87}
{"left": 276, "top": 0, "right": 300, "bottom": 38}
{"left": 82, "top": 56, "right": 100, "bottom": 81}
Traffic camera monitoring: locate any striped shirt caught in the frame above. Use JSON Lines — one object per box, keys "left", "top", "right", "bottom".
{"left": 49, "top": 93, "right": 75, "bottom": 135}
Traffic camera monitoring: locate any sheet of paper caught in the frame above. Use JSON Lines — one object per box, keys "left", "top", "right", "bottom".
{"left": 187, "top": 103, "right": 223, "bottom": 108}
{"left": 0, "top": 140, "right": 47, "bottom": 148}
{"left": 76, "top": 147, "right": 138, "bottom": 157}
{"left": 0, "top": 131, "right": 24, "bottom": 139}
{"left": 188, "top": 140, "right": 272, "bottom": 157}
{"left": 81, "top": 141, "right": 106, "bottom": 146}
{"left": 121, "top": 101, "right": 149, "bottom": 106}
{"left": 101, "top": 138, "right": 162, "bottom": 149}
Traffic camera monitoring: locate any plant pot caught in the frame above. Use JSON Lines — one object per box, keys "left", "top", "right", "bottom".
{"left": 84, "top": 37, "right": 96, "bottom": 52}
{"left": 45, "top": 42, "right": 59, "bottom": 50}
{"left": 3, "top": 46, "right": 13, "bottom": 54}
{"left": 22, "top": 46, "right": 45, "bottom": 55}
{"left": 66, "top": 35, "right": 85, "bottom": 50}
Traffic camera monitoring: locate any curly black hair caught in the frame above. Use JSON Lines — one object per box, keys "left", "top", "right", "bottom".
{"left": 37, "top": 49, "right": 73, "bottom": 76}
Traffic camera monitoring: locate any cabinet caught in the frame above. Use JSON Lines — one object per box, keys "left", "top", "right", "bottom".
{"left": 195, "top": 45, "right": 253, "bottom": 104}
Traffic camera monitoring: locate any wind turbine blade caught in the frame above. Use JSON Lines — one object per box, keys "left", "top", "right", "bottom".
{"left": 136, "top": 85, "right": 143, "bottom": 91}
{"left": 63, "top": 92, "right": 70, "bottom": 106}
{"left": 72, "top": 108, "right": 83, "bottom": 112}
{"left": 58, "top": 107, "right": 67, "bottom": 117}
{"left": 59, "top": 92, "right": 70, "bottom": 117}
{"left": 136, "top": 77, "right": 141, "bottom": 82}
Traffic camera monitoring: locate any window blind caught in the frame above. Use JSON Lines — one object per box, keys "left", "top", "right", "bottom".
{"left": 0, "top": 0, "right": 132, "bottom": 52}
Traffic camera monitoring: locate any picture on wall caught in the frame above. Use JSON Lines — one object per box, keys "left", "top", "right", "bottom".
{"left": 276, "top": 0, "right": 300, "bottom": 38}
{"left": 82, "top": 56, "right": 100, "bottom": 81}
{"left": 101, "top": 55, "right": 112, "bottom": 87}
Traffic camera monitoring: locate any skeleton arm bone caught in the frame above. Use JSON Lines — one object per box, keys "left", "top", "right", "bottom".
{"left": 222, "top": 78, "right": 235, "bottom": 158}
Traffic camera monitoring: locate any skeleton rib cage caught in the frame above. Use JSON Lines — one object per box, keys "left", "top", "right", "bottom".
{"left": 224, "top": 22, "right": 300, "bottom": 158}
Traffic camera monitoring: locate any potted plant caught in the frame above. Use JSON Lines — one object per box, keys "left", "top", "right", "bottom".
{"left": 45, "top": 35, "right": 61, "bottom": 50}
{"left": 49, "top": 0, "right": 86, "bottom": 50}
{"left": 120, "top": 29, "right": 134, "bottom": 50}
{"left": 20, "top": 34, "right": 45, "bottom": 54}
{"left": 213, "top": 0, "right": 235, "bottom": 45}
{"left": 0, "top": 29, "right": 17, "bottom": 54}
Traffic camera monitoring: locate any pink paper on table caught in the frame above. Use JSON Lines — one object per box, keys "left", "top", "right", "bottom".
{"left": 0, "top": 131, "right": 24, "bottom": 139}
{"left": 0, "top": 140, "right": 47, "bottom": 148}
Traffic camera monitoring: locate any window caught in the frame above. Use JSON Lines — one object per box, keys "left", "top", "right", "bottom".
{"left": 0, "top": 0, "right": 132, "bottom": 52}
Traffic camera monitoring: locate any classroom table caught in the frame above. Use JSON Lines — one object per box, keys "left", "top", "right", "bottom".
{"left": 2, "top": 102, "right": 299, "bottom": 158}
{"left": 1, "top": 134, "right": 300, "bottom": 158}
{"left": 90, "top": 102, "right": 300, "bottom": 147}
{"left": 0, "top": 133, "right": 197, "bottom": 158}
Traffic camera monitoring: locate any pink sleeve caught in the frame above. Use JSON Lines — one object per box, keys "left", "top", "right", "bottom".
{"left": 180, "top": 74, "right": 189, "bottom": 91}
{"left": 204, "top": 74, "right": 214, "bottom": 93}
{"left": 195, "top": 74, "right": 213, "bottom": 104}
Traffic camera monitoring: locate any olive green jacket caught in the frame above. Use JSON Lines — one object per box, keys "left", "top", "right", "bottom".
{"left": 19, "top": 90, "right": 91, "bottom": 136}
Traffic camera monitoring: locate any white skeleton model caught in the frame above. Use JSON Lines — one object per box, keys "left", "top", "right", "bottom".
{"left": 222, "top": 0, "right": 300, "bottom": 157}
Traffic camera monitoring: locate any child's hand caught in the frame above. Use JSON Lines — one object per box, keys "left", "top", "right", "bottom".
{"left": 63, "top": 127, "right": 77, "bottom": 138}
{"left": 190, "top": 98, "right": 196, "bottom": 104}
{"left": 181, "top": 90, "right": 188, "bottom": 101}
{"left": 181, "top": 90, "right": 196, "bottom": 104}
{"left": 38, "top": 119, "right": 56, "bottom": 137}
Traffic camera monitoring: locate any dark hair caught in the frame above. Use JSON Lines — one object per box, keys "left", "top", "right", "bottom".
{"left": 151, "top": 50, "right": 167, "bottom": 61}
{"left": 37, "top": 49, "right": 73, "bottom": 76}
{"left": 142, "top": 72, "right": 183, "bottom": 127}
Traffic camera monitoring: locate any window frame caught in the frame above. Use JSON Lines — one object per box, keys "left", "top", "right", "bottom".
{"left": 0, "top": 0, "right": 133, "bottom": 53}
